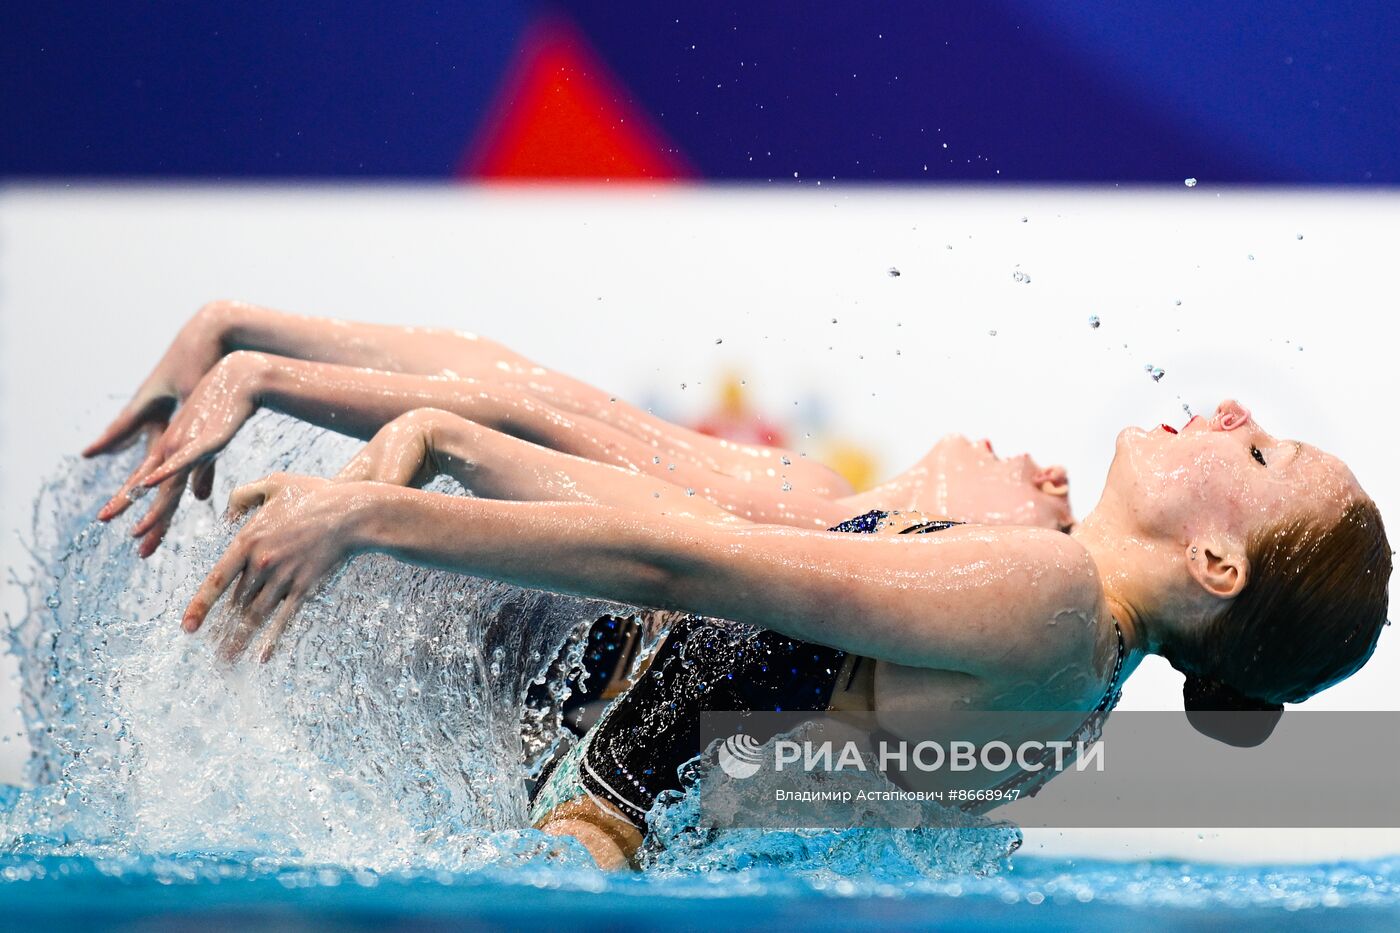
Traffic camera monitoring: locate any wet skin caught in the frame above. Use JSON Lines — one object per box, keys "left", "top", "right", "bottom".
{"left": 87, "top": 304, "right": 1371, "bottom": 868}
{"left": 89, "top": 301, "right": 1073, "bottom": 550}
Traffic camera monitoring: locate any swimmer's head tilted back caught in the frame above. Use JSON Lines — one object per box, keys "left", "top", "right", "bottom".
{"left": 1078, "top": 399, "right": 1391, "bottom": 745}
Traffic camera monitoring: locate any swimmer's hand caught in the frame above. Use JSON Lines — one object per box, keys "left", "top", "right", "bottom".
{"left": 84, "top": 301, "right": 234, "bottom": 459}
{"left": 96, "top": 350, "right": 271, "bottom": 556}
{"left": 182, "top": 473, "right": 368, "bottom": 663}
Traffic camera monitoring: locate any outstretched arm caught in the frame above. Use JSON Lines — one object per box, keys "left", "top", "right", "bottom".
{"left": 215, "top": 301, "right": 847, "bottom": 492}
{"left": 185, "top": 480, "right": 1096, "bottom": 672}
{"left": 331, "top": 408, "right": 843, "bottom": 528}
{"left": 99, "top": 354, "right": 842, "bottom": 552}
{"left": 86, "top": 301, "right": 850, "bottom": 491}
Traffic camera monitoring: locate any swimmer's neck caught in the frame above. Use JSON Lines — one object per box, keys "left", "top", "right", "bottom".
{"left": 1069, "top": 509, "right": 1166, "bottom": 659}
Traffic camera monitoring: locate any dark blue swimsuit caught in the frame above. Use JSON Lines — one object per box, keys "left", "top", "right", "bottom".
{"left": 546, "top": 510, "right": 961, "bottom": 826}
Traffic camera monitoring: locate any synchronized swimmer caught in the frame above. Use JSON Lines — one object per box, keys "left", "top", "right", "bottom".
{"left": 88, "top": 301, "right": 1391, "bottom": 868}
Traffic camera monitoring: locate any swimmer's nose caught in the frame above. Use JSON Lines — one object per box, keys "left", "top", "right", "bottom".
{"left": 1033, "top": 465, "right": 1069, "bottom": 496}
{"left": 1211, "top": 399, "right": 1251, "bottom": 432}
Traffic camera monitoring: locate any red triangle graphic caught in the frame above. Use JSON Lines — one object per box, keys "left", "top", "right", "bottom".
{"left": 462, "top": 15, "right": 693, "bottom": 180}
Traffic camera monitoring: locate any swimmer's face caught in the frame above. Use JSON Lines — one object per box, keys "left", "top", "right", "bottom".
{"left": 926, "top": 434, "right": 1074, "bottom": 530}
{"left": 1106, "top": 399, "right": 1362, "bottom": 544}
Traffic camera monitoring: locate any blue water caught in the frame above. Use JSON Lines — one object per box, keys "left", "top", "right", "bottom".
{"left": 3, "top": 852, "right": 1400, "bottom": 931}
{"left": 3, "top": 414, "right": 1397, "bottom": 930}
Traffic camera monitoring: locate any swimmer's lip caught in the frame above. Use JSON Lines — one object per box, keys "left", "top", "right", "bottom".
{"left": 1159, "top": 423, "right": 1178, "bottom": 435}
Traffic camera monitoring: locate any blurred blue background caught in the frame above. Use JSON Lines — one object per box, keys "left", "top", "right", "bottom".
{"left": 4, "top": 1, "right": 1397, "bottom": 182}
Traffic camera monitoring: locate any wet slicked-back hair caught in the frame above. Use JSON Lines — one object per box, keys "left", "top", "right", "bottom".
{"left": 1168, "top": 498, "right": 1391, "bottom": 710}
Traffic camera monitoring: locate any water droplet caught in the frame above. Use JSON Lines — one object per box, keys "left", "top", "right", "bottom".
{"left": 781, "top": 456, "right": 791, "bottom": 465}
{"left": 652, "top": 456, "right": 661, "bottom": 464}
{"left": 831, "top": 317, "right": 838, "bottom": 324}
{"left": 667, "top": 463, "right": 676, "bottom": 471}
{"left": 1011, "top": 269, "right": 1031, "bottom": 284}
{"left": 1184, "top": 177, "right": 1198, "bottom": 187}
{"left": 1020, "top": 216, "right": 1028, "bottom": 223}
{"left": 685, "top": 488, "right": 695, "bottom": 497}
{"left": 781, "top": 481, "right": 793, "bottom": 492}
{"left": 679, "top": 382, "right": 687, "bottom": 390}
{"left": 1174, "top": 299, "right": 1182, "bottom": 306}
{"left": 988, "top": 329, "right": 998, "bottom": 337}
{"left": 1296, "top": 233, "right": 1304, "bottom": 240}
{"left": 887, "top": 266, "right": 901, "bottom": 277}
{"left": 1248, "top": 253, "right": 1255, "bottom": 261}
{"left": 1088, "top": 315, "right": 1101, "bottom": 329}
{"left": 714, "top": 337, "right": 723, "bottom": 345}
{"left": 1150, "top": 367, "right": 1166, "bottom": 382}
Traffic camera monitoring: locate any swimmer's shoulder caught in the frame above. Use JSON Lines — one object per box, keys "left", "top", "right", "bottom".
{"left": 905, "top": 523, "right": 1106, "bottom": 679}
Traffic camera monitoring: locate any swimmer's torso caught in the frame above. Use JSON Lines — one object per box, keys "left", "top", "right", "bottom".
{"left": 531, "top": 509, "right": 1122, "bottom": 828}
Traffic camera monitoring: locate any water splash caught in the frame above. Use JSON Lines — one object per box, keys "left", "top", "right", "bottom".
{"left": 3, "top": 414, "right": 613, "bottom": 872}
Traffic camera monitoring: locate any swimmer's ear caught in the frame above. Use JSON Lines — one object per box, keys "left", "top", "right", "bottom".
{"left": 1182, "top": 674, "right": 1284, "bottom": 747}
{"left": 1185, "top": 538, "right": 1249, "bottom": 601}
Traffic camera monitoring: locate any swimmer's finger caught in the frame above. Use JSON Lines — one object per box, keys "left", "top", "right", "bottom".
{"left": 183, "top": 544, "right": 247, "bottom": 632}
{"left": 257, "top": 592, "right": 305, "bottom": 664}
{"left": 241, "top": 579, "right": 293, "bottom": 659}
{"left": 231, "top": 558, "right": 268, "bottom": 613}
{"left": 221, "top": 578, "right": 287, "bottom": 663}
{"left": 246, "top": 570, "right": 289, "bottom": 621}
{"left": 217, "top": 612, "right": 262, "bottom": 664}
{"left": 132, "top": 471, "right": 188, "bottom": 541}
{"left": 191, "top": 461, "right": 216, "bottom": 501}
{"left": 97, "top": 450, "right": 164, "bottom": 522}
{"left": 226, "top": 479, "right": 272, "bottom": 520}
{"left": 137, "top": 513, "right": 176, "bottom": 560}
{"left": 141, "top": 444, "right": 207, "bottom": 488}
